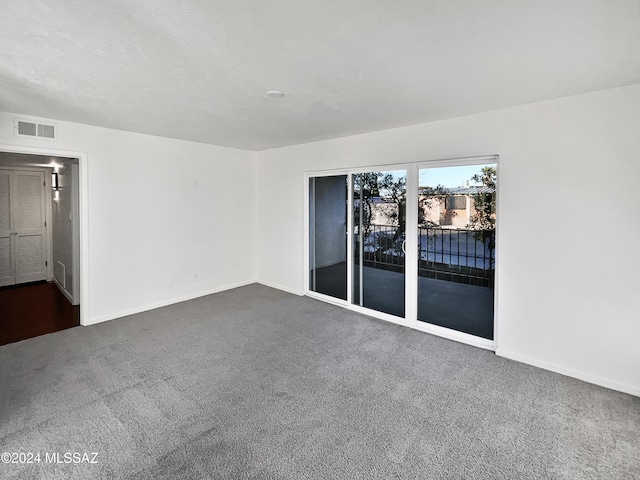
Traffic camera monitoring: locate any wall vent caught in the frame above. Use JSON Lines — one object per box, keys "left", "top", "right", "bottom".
{"left": 14, "top": 118, "right": 57, "bottom": 139}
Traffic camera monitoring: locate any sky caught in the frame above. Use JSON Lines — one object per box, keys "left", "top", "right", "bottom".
{"left": 361, "top": 163, "right": 496, "bottom": 190}
{"left": 419, "top": 163, "right": 495, "bottom": 188}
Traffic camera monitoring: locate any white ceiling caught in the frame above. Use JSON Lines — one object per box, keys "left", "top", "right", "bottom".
{"left": 1, "top": 1, "right": 639, "bottom": 151}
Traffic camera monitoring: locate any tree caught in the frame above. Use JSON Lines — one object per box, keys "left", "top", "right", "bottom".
{"left": 377, "top": 173, "right": 406, "bottom": 241}
{"left": 467, "top": 166, "right": 496, "bottom": 231}
{"left": 418, "top": 185, "right": 447, "bottom": 227}
{"left": 353, "top": 172, "right": 380, "bottom": 238}
{"left": 467, "top": 166, "right": 497, "bottom": 259}
{"left": 353, "top": 173, "right": 407, "bottom": 258}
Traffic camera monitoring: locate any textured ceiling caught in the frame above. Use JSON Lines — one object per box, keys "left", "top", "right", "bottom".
{"left": 1, "top": 1, "right": 639, "bottom": 150}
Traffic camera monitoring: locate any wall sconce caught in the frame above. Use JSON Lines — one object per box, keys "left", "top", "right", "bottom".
{"left": 52, "top": 172, "right": 59, "bottom": 190}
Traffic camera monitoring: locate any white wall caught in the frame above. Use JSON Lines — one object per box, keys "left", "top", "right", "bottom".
{"left": 0, "top": 112, "right": 257, "bottom": 325}
{"left": 51, "top": 159, "right": 79, "bottom": 303}
{"left": 256, "top": 84, "right": 640, "bottom": 396}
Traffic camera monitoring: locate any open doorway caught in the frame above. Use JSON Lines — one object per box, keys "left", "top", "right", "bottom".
{"left": 0, "top": 151, "right": 81, "bottom": 345}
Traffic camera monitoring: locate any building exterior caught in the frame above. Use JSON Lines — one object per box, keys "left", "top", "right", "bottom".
{"left": 420, "top": 185, "right": 495, "bottom": 229}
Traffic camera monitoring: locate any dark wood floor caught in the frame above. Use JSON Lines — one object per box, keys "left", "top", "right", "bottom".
{"left": 0, "top": 281, "right": 80, "bottom": 346}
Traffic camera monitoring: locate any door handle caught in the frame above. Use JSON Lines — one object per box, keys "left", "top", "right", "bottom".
{"left": 401, "top": 240, "right": 406, "bottom": 253}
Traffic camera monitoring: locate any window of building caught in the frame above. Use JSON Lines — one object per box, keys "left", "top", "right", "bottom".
{"left": 445, "top": 195, "right": 467, "bottom": 210}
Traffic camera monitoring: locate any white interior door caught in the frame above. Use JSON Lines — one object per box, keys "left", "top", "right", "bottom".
{"left": 0, "top": 169, "right": 48, "bottom": 286}
{"left": 14, "top": 171, "right": 48, "bottom": 284}
{"left": 0, "top": 170, "right": 14, "bottom": 286}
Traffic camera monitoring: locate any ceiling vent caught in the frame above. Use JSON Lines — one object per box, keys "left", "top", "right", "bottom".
{"left": 14, "top": 118, "right": 57, "bottom": 140}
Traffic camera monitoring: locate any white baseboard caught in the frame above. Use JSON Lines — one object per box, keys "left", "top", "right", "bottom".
{"left": 496, "top": 348, "right": 640, "bottom": 398}
{"left": 83, "top": 279, "right": 256, "bottom": 326}
{"left": 53, "top": 277, "right": 74, "bottom": 305}
{"left": 78, "top": 277, "right": 640, "bottom": 398}
{"left": 256, "top": 280, "right": 304, "bottom": 296}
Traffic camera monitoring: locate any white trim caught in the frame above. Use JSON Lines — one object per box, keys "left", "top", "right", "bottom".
{"left": 410, "top": 320, "right": 496, "bottom": 350}
{"left": 490, "top": 156, "right": 500, "bottom": 346}
{"left": 349, "top": 303, "right": 413, "bottom": 328}
{"left": 70, "top": 163, "right": 80, "bottom": 305}
{"left": 86, "top": 279, "right": 258, "bottom": 326}
{"left": 307, "top": 290, "right": 349, "bottom": 307}
{"left": 0, "top": 143, "right": 88, "bottom": 325}
{"left": 496, "top": 348, "right": 640, "bottom": 397}
{"left": 347, "top": 303, "right": 495, "bottom": 351}
{"left": 347, "top": 163, "right": 411, "bottom": 175}
{"left": 346, "top": 172, "right": 353, "bottom": 305}
{"left": 79, "top": 151, "right": 88, "bottom": 323}
{"left": 303, "top": 172, "right": 310, "bottom": 295}
{"left": 405, "top": 164, "right": 419, "bottom": 323}
{"left": 413, "top": 154, "right": 499, "bottom": 170}
{"left": 257, "top": 279, "right": 304, "bottom": 296}
{"left": 53, "top": 277, "right": 74, "bottom": 304}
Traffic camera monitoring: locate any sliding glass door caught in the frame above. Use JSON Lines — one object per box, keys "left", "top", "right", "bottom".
{"left": 417, "top": 162, "right": 496, "bottom": 339}
{"left": 352, "top": 170, "right": 406, "bottom": 318}
{"left": 307, "top": 158, "right": 497, "bottom": 347}
{"left": 309, "top": 175, "right": 348, "bottom": 300}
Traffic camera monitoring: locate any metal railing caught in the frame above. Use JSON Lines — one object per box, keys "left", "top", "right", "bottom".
{"left": 356, "top": 224, "right": 405, "bottom": 269}
{"left": 355, "top": 224, "right": 495, "bottom": 287}
{"left": 419, "top": 226, "right": 494, "bottom": 287}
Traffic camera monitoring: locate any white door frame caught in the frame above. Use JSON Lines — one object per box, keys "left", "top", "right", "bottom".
{"left": 0, "top": 143, "right": 89, "bottom": 326}
{"left": 305, "top": 156, "right": 498, "bottom": 351}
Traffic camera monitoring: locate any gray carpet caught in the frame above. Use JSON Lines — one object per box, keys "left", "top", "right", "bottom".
{"left": 0, "top": 284, "right": 638, "bottom": 479}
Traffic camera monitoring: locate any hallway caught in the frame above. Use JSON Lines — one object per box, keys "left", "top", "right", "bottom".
{"left": 0, "top": 282, "right": 79, "bottom": 346}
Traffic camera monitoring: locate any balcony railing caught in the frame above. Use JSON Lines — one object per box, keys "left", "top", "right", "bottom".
{"left": 355, "top": 224, "right": 495, "bottom": 288}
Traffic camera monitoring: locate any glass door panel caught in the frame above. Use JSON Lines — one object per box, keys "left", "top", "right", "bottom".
{"left": 417, "top": 163, "right": 496, "bottom": 339}
{"left": 352, "top": 170, "right": 406, "bottom": 317}
{"left": 309, "top": 175, "right": 348, "bottom": 300}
